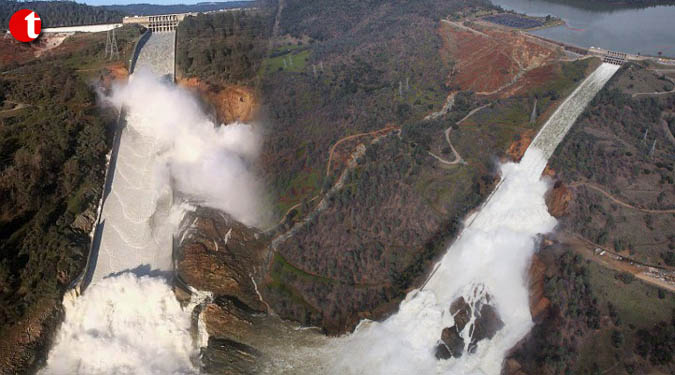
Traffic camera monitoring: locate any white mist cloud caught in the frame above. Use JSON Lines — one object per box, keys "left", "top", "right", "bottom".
{"left": 41, "top": 71, "right": 268, "bottom": 374}
{"left": 108, "top": 70, "right": 266, "bottom": 227}
{"left": 41, "top": 274, "right": 198, "bottom": 375}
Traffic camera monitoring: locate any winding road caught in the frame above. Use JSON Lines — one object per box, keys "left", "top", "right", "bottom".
{"left": 427, "top": 103, "right": 489, "bottom": 165}
{"left": 325, "top": 126, "right": 398, "bottom": 176}
{"left": 571, "top": 181, "right": 675, "bottom": 214}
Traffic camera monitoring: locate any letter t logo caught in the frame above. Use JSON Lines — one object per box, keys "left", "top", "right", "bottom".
{"left": 25, "top": 11, "right": 41, "bottom": 39}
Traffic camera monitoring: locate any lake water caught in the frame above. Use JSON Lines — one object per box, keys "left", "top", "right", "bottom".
{"left": 490, "top": 0, "right": 675, "bottom": 57}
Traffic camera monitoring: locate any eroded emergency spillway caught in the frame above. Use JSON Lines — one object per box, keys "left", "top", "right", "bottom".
{"left": 86, "top": 32, "right": 177, "bottom": 286}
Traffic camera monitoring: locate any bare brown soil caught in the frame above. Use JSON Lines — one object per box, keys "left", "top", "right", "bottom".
{"left": 0, "top": 298, "right": 62, "bottom": 375}
{"left": 528, "top": 254, "right": 550, "bottom": 323}
{"left": 439, "top": 20, "right": 560, "bottom": 96}
{"left": 546, "top": 181, "right": 573, "bottom": 217}
{"left": 177, "top": 77, "right": 257, "bottom": 124}
{"left": 0, "top": 38, "right": 37, "bottom": 69}
{"left": 505, "top": 129, "right": 535, "bottom": 161}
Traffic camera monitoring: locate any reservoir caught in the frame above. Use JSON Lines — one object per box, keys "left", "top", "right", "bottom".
{"left": 490, "top": 0, "right": 675, "bottom": 58}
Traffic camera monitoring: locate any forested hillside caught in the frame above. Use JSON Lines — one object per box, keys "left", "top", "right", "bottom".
{"left": 507, "top": 62, "right": 675, "bottom": 375}
{"left": 105, "top": 1, "right": 254, "bottom": 16}
{"left": 0, "top": 26, "right": 141, "bottom": 373}
{"left": 177, "top": 0, "right": 589, "bottom": 336}
{"left": 0, "top": 0, "right": 124, "bottom": 28}
{"left": 176, "top": 9, "right": 272, "bottom": 86}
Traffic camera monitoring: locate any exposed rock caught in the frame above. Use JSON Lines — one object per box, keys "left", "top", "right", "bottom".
{"left": 71, "top": 205, "right": 97, "bottom": 233}
{"left": 545, "top": 181, "right": 572, "bottom": 217}
{"left": 173, "top": 286, "right": 192, "bottom": 307}
{"left": 528, "top": 254, "right": 550, "bottom": 323}
{"left": 203, "top": 297, "right": 257, "bottom": 343}
{"left": 201, "top": 337, "right": 262, "bottom": 375}
{"left": 178, "top": 77, "right": 256, "bottom": 123}
{"left": 468, "top": 303, "right": 505, "bottom": 353}
{"left": 506, "top": 130, "right": 535, "bottom": 162}
{"left": 502, "top": 358, "right": 528, "bottom": 375}
{"left": 176, "top": 207, "right": 268, "bottom": 313}
{"left": 436, "top": 294, "right": 505, "bottom": 359}
{"left": 436, "top": 326, "right": 465, "bottom": 359}
{"left": 176, "top": 208, "right": 272, "bottom": 374}
{"left": 450, "top": 296, "right": 471, "bottom": 331}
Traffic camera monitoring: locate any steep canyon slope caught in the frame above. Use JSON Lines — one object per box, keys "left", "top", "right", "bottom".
{"left": 173, "top": 2, "right": 622, "bottom": 369}
{"left": 506, "top": 62, "right": 675, "bottom": 375}
{"left": 0, "top": 25, "right": 143, "bottom": 374}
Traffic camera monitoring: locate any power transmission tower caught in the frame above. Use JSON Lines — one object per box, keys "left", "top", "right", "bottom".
{"left": 649, "top": 139, "right": 656, "bottom": 157}
{"left": 105, "top": 30, "right": 111, "bottom": 58}
{"left": 642, "top": 128, "right": 648, "bottom": 145}
{"left": 530, "top": 98, "right": 538, "bottom": 125}
{"left": 105, "top": 29, "right": 119, "bottom": 60}
{"left": 110, "top": 28, "right": 119, "bottom": 60}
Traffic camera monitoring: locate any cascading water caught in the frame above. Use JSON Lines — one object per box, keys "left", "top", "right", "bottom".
{"left": 40, "top": 57, "right": 617, "bottom": 374}
{"left": 266, "top": 63, "right": 619, "bottom": 375}
{"left": 320, "top": 148, "right": 557, "bottom": 375}
{"left": 40, "top": 72, "right": 264, "bottom": 374}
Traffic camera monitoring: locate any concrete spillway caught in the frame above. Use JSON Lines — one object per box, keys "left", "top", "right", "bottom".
{"left": 528, "top": 63, "right": 620, "bottom": 164}
{"left": 85, "top": 32, "right": 177, "bottom": 287}
{"left": 294, "top": 63, "right": 621, "bottom": 375}
{"left": 87, "top": 122, "right": 175, "bottom": 284}
{"left": 134, "top": 31, "right": 176, "bottom": 80}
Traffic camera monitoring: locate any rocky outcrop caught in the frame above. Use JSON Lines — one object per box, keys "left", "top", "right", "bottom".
{"left": 436, "top": 326, "right": 465, "bottom": 359}
{"left": 502, "top": 358, "right": 528, "bottom": 375}
{"left": 470, "top": 303, "right": 505, "bottom": 352}
{"left": 506, "top": 130, "right": 535, "bottom": 162}
{"left": 176, "top": 208, "right": 273, "bottom": 374}
{"left": 451, "top": 297, "right": 472, "bottom": 330}
{"left": 435, "top": 294, "right": 504, "bottom": 360}
{"left": 201, "top": 337, "right": 262, "bottom": 375}
{"left": 545, "top": 181, "right": 572, "bottom": 218}
{"left": 203, "top": 297, "right": 256, "bottom": 343}
{"left": 176, "top": 208, "right": 268, "bottom": 312}
{"left": 178, "top": 77, "right": 257, "bottom": 124}
{"left": 71, "top": 205, "right": 97, "bottom": 233}
{"left": 0, "top": 298, "right": 63, "bottom": 375}
{"left": 528, "top": 254, "right": 550, "bottom": 323}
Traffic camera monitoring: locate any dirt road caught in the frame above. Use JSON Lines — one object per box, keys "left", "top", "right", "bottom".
{"left": 567, "top": 235, "right": 675, "bottom": 292}
{"left": 325, "top": 126, "right": 398, "bottom": 176}
{"left": 571, "top": 182, "right": 675, "bottom": 214}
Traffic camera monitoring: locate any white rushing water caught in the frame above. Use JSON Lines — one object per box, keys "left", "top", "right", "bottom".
{"left": 43, "top": 274, "right": 199, "bottom": 375}
{"left": 41, "top": 59, "right": 617, "bottom": 374}
{"left": 321, "top": 148, "right": 556, "bottom": 375}
{"left": 280, "top": 63, "right": 619, "bottom": 375}
{"left": 41, "top": 72, "right": 264, "bottom": 374}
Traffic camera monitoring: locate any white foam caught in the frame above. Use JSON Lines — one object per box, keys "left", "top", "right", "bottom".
{"left": 273, "top": 63, "right": 619, "bottom": 375}
{"left": 41, "top": 274, "right": 199, "bottom": 375}
{"left": 42, "top": 72, "right": 265, "bottom": 374}
{"left": 324, "top": 149, "right": 556, "bottom": 375}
